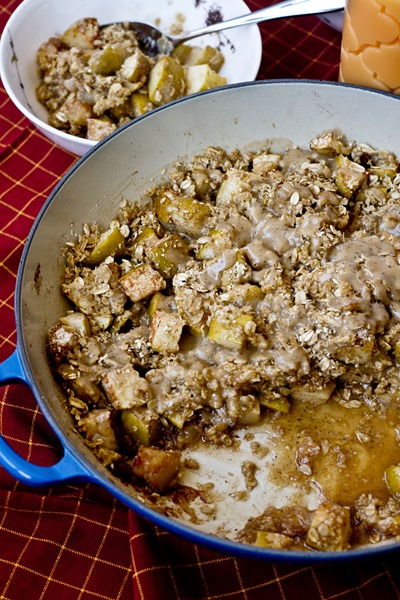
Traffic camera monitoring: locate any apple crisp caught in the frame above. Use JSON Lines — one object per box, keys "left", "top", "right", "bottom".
{"left": 48, "top": 131, "right": 400, "bottom": 551}
{"left": 36, "top": 17, "right": 226, "bottom": 141}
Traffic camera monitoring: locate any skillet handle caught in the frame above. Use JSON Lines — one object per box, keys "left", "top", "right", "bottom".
{"left": 0, "top": 348, "right": 26, "bottom": 384}
{"left": 0, "top": 349, "right": 94, "bottom": 486}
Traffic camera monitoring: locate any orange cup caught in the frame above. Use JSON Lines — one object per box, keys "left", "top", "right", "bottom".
{"left": 339, "top": 0, "right": 400, "bottom": 94}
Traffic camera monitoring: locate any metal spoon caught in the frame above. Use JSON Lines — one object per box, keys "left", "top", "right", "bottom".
{"left": 104, "top": 0, "right": 345, "bottom": 56}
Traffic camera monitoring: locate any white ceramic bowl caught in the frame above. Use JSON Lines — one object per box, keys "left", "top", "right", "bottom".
{"left": 0, "top": 0, "right": 262, "bottom": 156}
{"left": 319, "top": 10, "right": 344, "bottom": 32}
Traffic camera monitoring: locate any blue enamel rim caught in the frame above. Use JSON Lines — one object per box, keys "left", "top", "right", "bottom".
{"left": 3, "top": 79, "right": 400, "bottom": 563}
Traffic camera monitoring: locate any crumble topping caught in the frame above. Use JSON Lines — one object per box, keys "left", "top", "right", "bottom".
{"left": 48, "top": 131, "right": 400, "bottom": 551}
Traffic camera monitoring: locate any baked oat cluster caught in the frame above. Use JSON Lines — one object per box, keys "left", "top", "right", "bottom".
{"left": 48, "top": 131, "right": 400, "bottom": 551}
{"left": 36, "top": 17, "right": 226, "bottom": 140}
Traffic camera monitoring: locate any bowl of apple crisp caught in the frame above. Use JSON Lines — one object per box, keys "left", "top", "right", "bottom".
{"left": 2, "top": 80, "right": 400, "bottom": 561}
{"left": 0, "top": 0, "right": 261, "bottom": 155}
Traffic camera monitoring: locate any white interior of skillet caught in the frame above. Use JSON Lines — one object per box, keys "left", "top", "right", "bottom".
{"left": 16, "top": 80, "right": 400, "bottom": 559}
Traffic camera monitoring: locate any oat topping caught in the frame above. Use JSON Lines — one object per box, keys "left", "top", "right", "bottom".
{"left": 48, "top": 131, "right": 400, "bottom": 551}
{"left": 36, "top": 17, "right": 226, "bottom": 140}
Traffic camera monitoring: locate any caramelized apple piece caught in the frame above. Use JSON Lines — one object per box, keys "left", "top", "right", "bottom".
{"left": 132, "top": 445, "right": 181, "bottom": 492}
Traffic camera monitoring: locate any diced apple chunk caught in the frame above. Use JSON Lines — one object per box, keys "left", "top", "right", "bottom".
{"left": 119, "top": 263, "right": 166, "bottom": 302}
{"left": 196, "top": 228, "right": 235, "bottom": 260}
{"left": 170, "top": 44, "right": 192, "bottom": 64}
{"left": 260, "top": 396, "right": 290, "bottom": 413}
{"left": 79, "top": 408, "right": 118, "bottom": 451}
{"left": 185, "top": 64, "right": 227, "bottom": 95}
{"left": 220, "top": 251, "right": 251, "bottom": 288}
{"left": 91, "top": 313, "right": 114, "bottom": 331}
{"left": 86, "top": 118, "right": 117, "bottom": 141}
{"left": 306, "top": 502, "right": 351, "bottom": 551}
{"left": 148, "top": 309, "right": 184, "bottom": 353}
{"left": 215, "top": 169, "right": 262, "bottom": 206}
{"left": 88, "top": 45, "right": 128, "bottom": 75}
{"left": 165, "top": 411, "right": 187, "bottom": 429}
{"left": 85, "top": 227, "right": 125, "bottom": 266}
{"left": 385, "top": 464, "right": 400, "bottom": 496}
{"left": 58, "top": 363, "right": 104, "bottom": 404}
{"left": 154, "top": 192, "right": 174, "bottom": 225}
{"left": 149, "top": 234, "right": 189, "bottom": 278}
{"left": 148, "top": 56, "right": 185, "bottom": 105}
{"left": 238, "top": 396, "right": 261, "bottom": 425}
{"left": 189, "top": 46, "right": 225, "bottom": 71}
{"left": 335, "top": 154, "right": 366, "bottom": 198}
{"left": 148, "top": 291, "right": 176, "bottom": 319}
{"left": 47, "top": 323, "right": 79, "bottom": 365}
{"left": 173, "top": 44, "right": 224, "bottom": 72}
{"left": 255, "top": 531, "right": 293, "bottom": 549}
{"left": 133, "top": 227, "right": 159, "bottom": 257}
{"left": 120, "top": 49, "right": 152, "bottom": 82}
{"left": 310, "top": 132, "right": 350, "bottom": 156}
{"left": 102, "top": 364, "right": 152, "bottom": 410}
{"left": 239, "top": 284, "right": 264, "bottom": 306}
{"left": 132, "top": 445, "right": 181, "bottom": 492}
{"left": 252, "top": 153, "right": 281, "bottom": 175}
{"left": 60, "top": 312, "right": 91, "bottom": 337}
{"left": 120, "top": 407, "right": 159, "bottom": 446}
{"left": 155, "top": 193, "right": 211, "bottom": 237}
{"left": 130, "top": 92, "right": 154, "bottom": 117}
{"left": 60, "top": 17, "right": 99, "bottom": 50}
{"left": 290, "top": 381, "right": 335, "bottom": 405}
{"left": 332, "top": 339, "right": 374, "bottom": 365}
{"left": 58, "top": 94, "right": 93, "bottom": 126}
{"left": 148, "top": 291, "right": 165, "bottom": 319}
{"left": 208, "top": 313, "right": 254, "bottom": 350}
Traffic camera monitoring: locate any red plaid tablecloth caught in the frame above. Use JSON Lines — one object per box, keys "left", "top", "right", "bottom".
{"left": 2, "top": 1, "right": 400, "bottom": 598}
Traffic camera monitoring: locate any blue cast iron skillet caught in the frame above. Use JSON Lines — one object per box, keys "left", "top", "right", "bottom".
{"left": 1, "top": 80, "right": 400, "bottom": 562}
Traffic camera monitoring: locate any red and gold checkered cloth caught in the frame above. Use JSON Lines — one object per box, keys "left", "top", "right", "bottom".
{"left": 2, "top": 1, "right": 400, "bottom": 598}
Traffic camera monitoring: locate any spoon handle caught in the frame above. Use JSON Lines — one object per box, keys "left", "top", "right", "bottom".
{"left": 174, "top": 0, "right": 345, "bottom": 44}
